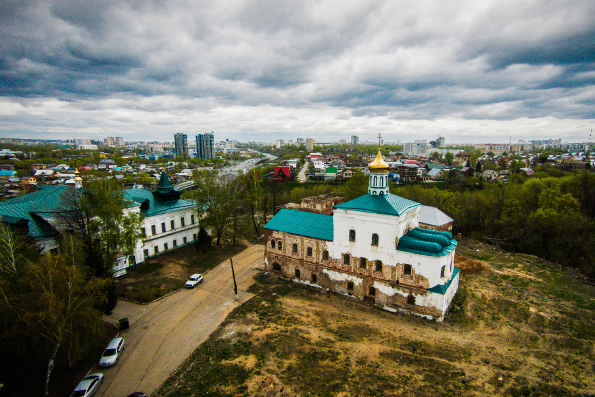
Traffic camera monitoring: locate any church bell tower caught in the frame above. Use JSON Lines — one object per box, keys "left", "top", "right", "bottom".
{"left": 368, "top": 133, "right": 389, "bottom": 196}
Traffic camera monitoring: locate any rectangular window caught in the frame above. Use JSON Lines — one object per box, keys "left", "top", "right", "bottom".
{"left": 164, "top": 243, "right": 168, "bottom": 250}
{"left": 181, "top": 217, "right": 185, "bottom": 227}
{"left": 193, "top": 233, "right": 197, "bottom": 240}
{"left": 183, "top": 237, "right": 187, "bottom": 244}
{"left": 375, "top": 260, "right": 382, "bottom": 272}
{"left": 191, "top": 214, "right": 195, "bottom": 224}
{"left": 323, "top": 250, "right": 329, "bottom": 260}
{"left": 349, "top": 229, "right": 356, "bottom": 242}
{"left": 141, "top": 227, "right": 146, "bottom": 238}
{"left": 292, "top": 243, "right": 298, "bottom": 254}
{"left": 155, "top": 246, "right": 159, "bottom": 254}
{"left": 404, "top": 264, "right": 412, "bottom": 276}
{"left": 360, "top": 257, "right": 366, "bottom": 269}
{"left": 171, "top": 220, "right": 175, "bottom": 229}
{"left": 440, "top": 266, "right": 445, "bottom": 278}
{"left": 173, "top": 240, "right": 177, "bottom": 247}
{"left": 307, "top": 247, "right": 313, "bottom": 257}
{"left": 151, "top": 225, "right": 156, "bottom": 235}
{"left": 343, "top": 254, "right": 350, "bottom": 266}
{"left": 161, "top": 222, "right": 166, "bottom": 233}
{"left": 143, "top": 249, "right": 149, "bottom": 258}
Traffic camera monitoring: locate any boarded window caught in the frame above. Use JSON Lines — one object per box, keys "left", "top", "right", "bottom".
{"left": 323, "top": 250, "right": 329, "bottom": 260}
{"left": 311, "top": 274, "right": 317, "bottom": 283}
{"left": 375, "top": 260, "right": 382, "bottom": 272}
{"left": 278, "top": 241, "right": 283, "bottom": 250}
{"left": 295, "top": 269, "right": 300, "bottom": 278}
{"left": 404, "top": 264, "right": 412, "bottom": 276}
{"left": 343, "top": 254, "right": 350, "bottom": 266}
{"left": 371, "top": 233, "right": 379, "bottom": 246}
{"left": 307, "top": 247, "right": 313, "bottom": 257}
{"left": 347, "top": 281, "right": 354, "bottom": 291}
{"left": 360, "top": 257, "right": 367, "bottom": 269}
{"left": 292, "top": 243, "right": 298, "bottom": 253}
{"left": 407, "top": 294, "right": 415, "bottom": 305}
{"left": 349, "top": 229, "right": 356, "bottom": 242}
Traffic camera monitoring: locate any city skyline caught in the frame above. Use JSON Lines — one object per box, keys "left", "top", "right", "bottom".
{"left": 1, "top": 1, "right": 594, "bottom": 143}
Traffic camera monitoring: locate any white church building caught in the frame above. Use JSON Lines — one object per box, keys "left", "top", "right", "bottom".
{"left": 264, "top": 141, "right": 459, "bottom": 321}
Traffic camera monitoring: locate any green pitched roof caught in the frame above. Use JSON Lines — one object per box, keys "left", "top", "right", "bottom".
{"left": 157, "top": 171, "right": 174, "bottom": 193}
{"left": 428, "top": 268, "right": 460, "bottom": 294}
{"left": 0, "top": 185, "right": 72, "bottom": 239}
{"left": 426, "top": 163, "right": 445, "bottom": 170}
{"left": 264, "top": 209, "right": 333, "bottom": 241}
{"left": 334, "top": 193, "right": 420, "bottom": 216}
{"left": 123, "top": 188, "right": 195, "bottom": 217}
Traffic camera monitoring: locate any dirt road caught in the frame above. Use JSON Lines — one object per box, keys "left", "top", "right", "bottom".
{"left": 97, "top": 244, "right": 264, "bottom": 397}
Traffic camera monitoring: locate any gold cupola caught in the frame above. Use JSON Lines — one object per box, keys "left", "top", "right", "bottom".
{"left": 368, "top": 133, "right": 389, "bottom": 172}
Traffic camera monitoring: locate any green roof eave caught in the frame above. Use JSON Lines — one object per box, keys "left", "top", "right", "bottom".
{"left": 428, "top": 268, "right": 460, "bottom": 294}
{"left": 264, "top": 209, "right": 333, "bottom": 241}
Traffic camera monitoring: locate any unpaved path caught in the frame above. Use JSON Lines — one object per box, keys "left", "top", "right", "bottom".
{"left": 97, "top": 244, "right": 264, "bottom": 397}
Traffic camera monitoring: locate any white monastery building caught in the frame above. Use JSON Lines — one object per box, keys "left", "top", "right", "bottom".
{"left": 264, "top": 140, "right": 459, "bottom": 321}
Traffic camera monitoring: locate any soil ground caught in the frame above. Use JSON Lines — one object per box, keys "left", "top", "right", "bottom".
{"left": 158, "top": 239, "right": 595, "bottom": 396}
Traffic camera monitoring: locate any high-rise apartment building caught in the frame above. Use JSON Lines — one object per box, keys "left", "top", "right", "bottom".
{"left": 174, "top": 133, "right": 188, "bottom": 158}
{"left": 196, "top": 132, "right": 214, "bottom": 159}
{"left": 306, "top": 138, "right": 314, "bottom": 151}
{"left": 403, "top": 140, "right": 428, "bottom": 157}
{"left": 351, "top": 135, "right": 359, "bottom": 145}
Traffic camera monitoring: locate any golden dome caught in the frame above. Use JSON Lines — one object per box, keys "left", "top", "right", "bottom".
{"left": 368, "top": 149, "right": 389, "bottom": 172}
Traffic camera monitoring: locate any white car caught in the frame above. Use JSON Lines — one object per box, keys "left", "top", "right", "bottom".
{"left": 185, "top": 273, "right": 203, "bottom": 288}
{"left": 99, "top": 337, "right": 125, "bottom": 367}
{"left": 71, "top": 373, "right": 104, "bottom": 397}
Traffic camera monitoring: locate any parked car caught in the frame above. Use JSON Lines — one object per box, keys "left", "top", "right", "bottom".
{"left": 99, "top": 337, "right": 125, "bottom": 367}
{"left": 70, "top": 373, "right": 104, "bottom": 397}
{"left": 185, "top": 273, "right": 203, "bottom": 288}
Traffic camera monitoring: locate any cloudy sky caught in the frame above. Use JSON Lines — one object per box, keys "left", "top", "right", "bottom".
{"left": 1, "top": 0, "right": 594, "bottom": 143}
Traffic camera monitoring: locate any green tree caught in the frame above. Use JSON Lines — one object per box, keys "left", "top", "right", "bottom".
{"left": 445, "top": 152, "right": 454, "bottom": 166}
{"left": 341, "top": 171, "right": 368, "bottom": 201}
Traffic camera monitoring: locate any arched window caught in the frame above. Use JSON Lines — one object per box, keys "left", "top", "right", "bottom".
{"left": 360, "top": 257, "right": 367, "bottom": 269}
{"left": 307, "top": 247, "right": 313, "bottom": 257}
{"left": 343, "top": 254, "right": 350, "bottom": 266}
{"left": 292, "top": 243, "right": 298, "bottom": 253}
{"left": 404, "top": 264, "right": 412, "bottom": 276}
{"left": 277, "top": 241, "right": 282, "bottom": 250}
{"left": 295, "top": 268, "right": 300, "bottom": 278}
{"left": 369, "top": 287, "right": 376, "bottom": 296}
{"left": 311, "top": 274, "right": 317, "bottom": 283}
{"left": 349, "top": 229, "right": 356, "bottom": 242}
{"left": 270, "top": 239, "right": 275, "bottom": 248}
{"left": 273, "top": 262, "right": 281, "bottom": 271}
{"left": 347, "top": 282, "right": 354, "bottom": 291}
{"left": 375, "top": 260, "right": 382, "bottom": 272}
{"left": 407, "top": 294, "right": 415, "bottom": 305}
{"left": 371, "top": 233, "right": 379, "bottom": 246}
{"left": 323, "top": 250, "right": 329, "bottom": 260}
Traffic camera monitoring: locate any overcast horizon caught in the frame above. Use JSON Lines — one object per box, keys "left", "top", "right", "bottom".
{"left": 1, "top": 1, "right": 594, "bottom": 144}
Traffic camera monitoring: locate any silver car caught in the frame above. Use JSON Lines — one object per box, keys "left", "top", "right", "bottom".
{"left": 71, "top": 373, "right": 104, "bottom": 397}
{"left": 99, "top": 337, "right": 125, "bottom": 367}
{"left": 185, "top": 273, "right": 203, "bottom": 288}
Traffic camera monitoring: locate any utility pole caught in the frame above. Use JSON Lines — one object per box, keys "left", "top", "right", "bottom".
{"left": 230, "top": 257, "right": 238, "bottom": 300}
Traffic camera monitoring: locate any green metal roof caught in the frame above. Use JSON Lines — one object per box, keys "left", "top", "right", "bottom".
{"left": 334, "top": 193, "right": 421, "bottom": 216}
{"left": 0, "top": 185, "right": 72, "bottom": 239}
{"left": 264, "top": 209, "right": 333, "bottom": 241}
{"left": 428, "top": 268, "right": 460, "bottom": 294}
{"left": 123, "top": 188, "right": 195, "bottom": 217}
{"left": 426, "top": 163, "right": 445, "bottom": 170}
{"left": 397, "top": 227, "right": 457, "bottom": 257}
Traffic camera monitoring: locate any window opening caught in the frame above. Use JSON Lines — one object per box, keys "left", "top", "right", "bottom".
{"left": 323, "top": 250, "right": 329, "bottom": 260}
{"left": 407, "top": 294, "right": 415, "bottom": 305}
{"left": 295, "top": 268, "right": 300, "bottom": 278}
{"left": 369, "top": 287, "right": 376, "bottom": 296}
{"left": 277, "top": 241, "right": 283, "bottom": 250}
{"left": 311, "top": 274, "right": 317, "bottom": 283}
{"left": 349, "top": 229, "right": 356, "bottom": 242}
{"left": 307, "top": 247, "right": 313, "bottom": 257}
{"left": 372, "top": 233, "right": 379, "bottom": 246}
{"left": 360, "top": 257, "right": 367, "bottom": 269}
{"left": 375, "top": 260, "right": 382, "bottom": 272}
{"left": 343, "top": 254, "right": 350, "bottom": 265}
{"left": 292, "top": 243, "right": 298, "bottom": 253}
{"left": 404, "top": 264, "right": 412, "bottom": 276}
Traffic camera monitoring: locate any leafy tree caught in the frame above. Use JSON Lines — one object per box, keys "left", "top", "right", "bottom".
{"left": 195, "top": 227, "right": 211, "bottom": 253}
{"left": 240, "top": 170, "right": 265, "bottom": 235}
{"left": 445, "top": 152, "right": 454, "bottom": 166}
{"left": 341, "top": 171, "right": 368, "bottom": 201}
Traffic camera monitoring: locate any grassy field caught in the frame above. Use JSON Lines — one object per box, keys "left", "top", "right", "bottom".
{"left": 157, "top": 238, "right": 595, "bottom": 396}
